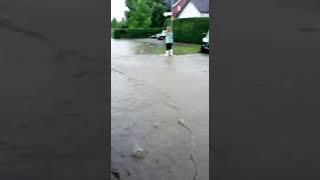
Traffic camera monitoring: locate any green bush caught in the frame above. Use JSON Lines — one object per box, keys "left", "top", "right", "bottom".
{"left": 112, "top": 28, "right": 164, "bottom": 39}
{"left": 173, "top": 17, "right": 209, "bottom": 44}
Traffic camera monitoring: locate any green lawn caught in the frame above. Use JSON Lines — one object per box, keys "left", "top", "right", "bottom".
{"left": 136, "top": 41, "right": 201, "bottom": 55}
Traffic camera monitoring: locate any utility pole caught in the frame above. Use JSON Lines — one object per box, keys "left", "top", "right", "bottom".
{"left": 163, "top": 0, "right": 174, "bottom": 42}
{"left": 171, "top": 0, "right": 173, "bottom": 27}
{"left": 171, "top": 0, "right": 174, "bottom": 44}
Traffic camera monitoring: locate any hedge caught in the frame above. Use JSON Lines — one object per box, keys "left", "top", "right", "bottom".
{"left": 112, "top": 28, "right": 164, "bottom": 39}
{"left": 172, "top": 17, "right": 209, "bottom": 44}
{"left": 112, "top": 17, "right": 209, "bottom": 43}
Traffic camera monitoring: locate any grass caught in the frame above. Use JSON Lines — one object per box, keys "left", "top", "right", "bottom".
{"left": 136, "top": 40, "right": 201, "bottom": 55}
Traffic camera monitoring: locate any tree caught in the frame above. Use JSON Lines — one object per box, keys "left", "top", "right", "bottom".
{"left": 150, "top": 0, "right": 170, "bottom": 28}
{"left": 125, "top": 0, "right": 153, "bottom": 28}
{"left": 111, "top": 18, "right": 118, "bottom": 28}
{"left": 118, "top": 18, "right": 129, "bottom": 28}
{"left": 125, "top": 0, "right": 170, "bottom": 28}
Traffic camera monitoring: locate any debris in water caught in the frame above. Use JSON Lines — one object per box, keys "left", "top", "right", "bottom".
{"left": 153, "top": 122, "right": 160, "bottom": 128}
{"left": 131, "top": 144, "right": 146, "bottom": 159}
{"left": 111, "top": 169, "right": 120, "bottom": 180}
{"left": 167, "top": 102, "right": 178, "bottom": 109}
{"left": 178, "top": 118, "right": 185, "bottom": 124}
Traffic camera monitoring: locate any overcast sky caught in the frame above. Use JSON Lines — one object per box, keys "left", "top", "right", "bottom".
{"left": 111, "top": 0, "right": 128, "bottom": 20}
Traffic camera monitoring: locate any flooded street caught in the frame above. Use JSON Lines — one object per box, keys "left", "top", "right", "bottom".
{"left": 111, "top": 39, "right": 209, "bottom": 180}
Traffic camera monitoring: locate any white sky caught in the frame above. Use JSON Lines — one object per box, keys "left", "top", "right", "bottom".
{"left": 111, "top": 0, "right": 128, "bottom": 20}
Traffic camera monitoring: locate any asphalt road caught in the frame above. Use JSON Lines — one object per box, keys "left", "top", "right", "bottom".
{"left": 0, "top": 1, "right": 107, "bottom": 179}
{"left": 111, "top": 39, "right": 209, "bottom": 180}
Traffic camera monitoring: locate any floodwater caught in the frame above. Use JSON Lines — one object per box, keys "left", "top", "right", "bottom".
{"left": 111, "top": 39, "right": 209, "bottom": 180}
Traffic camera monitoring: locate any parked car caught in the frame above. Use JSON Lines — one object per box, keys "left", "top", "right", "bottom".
{"left": 150, "top": 30, "right": 165, "bottom": 40}
{"left": 156, "top": 30, "right": 166, "bottom": 40}
{"left": 150, "top": 34, "right": 157, "bottom": 38}
{"left": 200, "top": 31, "right": 209, "bottom": 53}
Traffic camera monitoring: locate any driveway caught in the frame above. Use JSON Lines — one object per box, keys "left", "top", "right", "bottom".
{"left": 111, "top": 39, "right": 209, "bottom": 180}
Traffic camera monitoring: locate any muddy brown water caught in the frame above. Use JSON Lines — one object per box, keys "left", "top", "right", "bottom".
{"left": 111, "top": 39, "right": 209, "bottom": 180}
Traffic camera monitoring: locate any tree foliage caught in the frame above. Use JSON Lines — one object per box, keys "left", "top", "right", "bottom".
{"left": 111, "top": 18, "right": 118, "bottom": 28}
{"left": 117, "top": 18, "right": 129, "bottom": 28}
{"left": 150, "top": 0, "right": 170, "bottom": 28}
{"left": 125, "top": 0, "right": 152, "bottom": 28}
{"left": 125, "top": 0, "right": 170, "bottom": 28}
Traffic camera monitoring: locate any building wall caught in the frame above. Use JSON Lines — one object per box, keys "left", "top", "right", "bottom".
{"left": 200, "top": 13, "right": 209, "bottom": 17}
{"left": 178, "top": 2, "right": 202, "bottom": 18}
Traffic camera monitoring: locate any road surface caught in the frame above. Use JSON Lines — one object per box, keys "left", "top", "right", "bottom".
{"left": 111, "top": 39, "right": 209, "bottom": 180}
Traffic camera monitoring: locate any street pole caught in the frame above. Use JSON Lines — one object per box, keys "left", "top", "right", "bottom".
{"left": 171, "top": 0, "right": 173, "bottom": 44}
{"left": 171, "top": 0, "right": 173, "bottom": 27}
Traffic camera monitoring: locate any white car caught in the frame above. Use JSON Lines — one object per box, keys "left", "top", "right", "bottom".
{"left": 201, "top": 31, "right": 209, "bottom": 53}
{"left": 156, "top": 30, "right": 166, "bottom": 40}
{"left": 150, "top": 30, "right": 166, "bottom": 40}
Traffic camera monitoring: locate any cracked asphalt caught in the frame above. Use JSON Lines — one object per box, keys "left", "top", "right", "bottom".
{"left": 111, "top": 39, "right": 209, "bottom": 180}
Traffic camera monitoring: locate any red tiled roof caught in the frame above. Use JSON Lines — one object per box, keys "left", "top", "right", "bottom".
{"left": 171, "top": 0, "right": 209, "bottom": 17}
{"left": 172, "top": 0, "right": 189, "bottom": 17}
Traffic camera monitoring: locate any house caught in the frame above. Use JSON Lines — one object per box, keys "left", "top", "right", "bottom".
{"left": 170, "top": 0, "right": 209, "bottom": 18}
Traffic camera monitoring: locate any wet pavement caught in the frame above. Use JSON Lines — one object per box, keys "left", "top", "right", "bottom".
{"left": 111, "top": 39, "right": 209, "bottom": 180}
